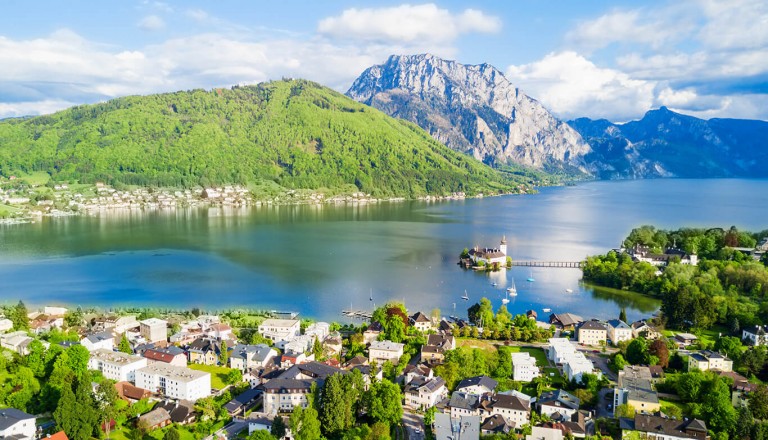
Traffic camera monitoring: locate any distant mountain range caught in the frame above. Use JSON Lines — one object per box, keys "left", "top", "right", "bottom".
{"left": 0, "top": 80, "right": 529, "bottom": 197}
{"left": 348, "top": 54, "right": 768, "bottom": 179}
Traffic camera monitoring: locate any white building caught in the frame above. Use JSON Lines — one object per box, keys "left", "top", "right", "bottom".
{"left": 468, "top": 236, "right": 508, "bottom": 266}
{"left": 258, "top": 319, "right": 301, "bottom": 346}
{"left": 511, "top": 352, "right": 540, "bottom": 382}
{"left": 404, "top": 376, "right": 448, "bottom": 409}
{"left": 80, "top": 331, "right": 115, "bottom": 352}
{"left": 688, "top": 350, "right": 733, "bottom": 372}
{"left": 1, "top": 331, "right": 34, "bottom": 355}
{"left": 135, "top": 364, "right": 211, "bottom": 401}
{"left": 230, "top": 344, "right": 278, "bottom": 372}
{"left": 88, "top": 348, "right": 148, "bottom": 382}
{"left": 43, "top": 306, "right": 68, "bottom": 316}
{"left": 304, "top": 322, "right": 330, "bottom": 340}
{"left": 743, "top": 325, "right": 768, "bottom": 346}
{"left": 605, "top": 319, "right": 633, "bottom": 346}
{"left": 577, "top": 321, "right": 607, "bottom": 346}
{"left": 0, "top": 318, "right": 12, "bottom": 333}
{"left": 547, "top": 337, "right": 597, "bottom": 382}
{"left": 140, "top": 318, "right": 168, "bottom": 344}
{"left": 0, "top": 408, "right": 36, "bottom": 440}
{"left": 527, "top": 426, "right": 564, "bottom": 440}
{"left": 284, "top": 335, "right": 315, "bottom": 356}
{"left": 262, "top": 379, "right": 313, "bottom": 414}
{"left": 368, "top": 340, "right": 405, "bottom": 364}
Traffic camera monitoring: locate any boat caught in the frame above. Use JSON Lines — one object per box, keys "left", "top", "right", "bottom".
{"left": 565, "top": 288, "right": 573, "bottom": 293}
{"left": 461, "top": 290, "right": 469, "bottom": 301}
{"left": 506, "top": 279, "right": 518, "bottom": 296}
{"left": 543, "top": 308, "right": 551, "bottom": 313}
{"left": 491, "top": 282, "right": 497, "bottom": 287}
{"left": 501, "top": 290, "right": 510, "bottom": 305}
{"left": 526, "top": 270, "right": 535, "bottom": 282}
{"left": 369, "top": 288, "right": 373, "bottom": 301}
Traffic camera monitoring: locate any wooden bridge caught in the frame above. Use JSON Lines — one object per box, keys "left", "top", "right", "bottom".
{"left": 511, "top": 260, "right": 583, "bottom": 268}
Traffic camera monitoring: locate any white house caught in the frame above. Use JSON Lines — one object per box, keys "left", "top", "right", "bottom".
{"left": 547, "top": 338, "right": 598, "bottom": 382}
{"left": 539, "top": 389, "right": 580, "bottom": 420}
{"left": 743, "top": 325, "right": 768, "bottom": 346}
{"left": 527, "top": 426, "right": 564, "bottom": 440}
{"left": 548, "top": 338, "right": 576, "bottom": 364}
{"left": 511, "top": 352, "right": 540, "bottom": 382}
{"left": 135, "top": 363, "right": 211, "bottom": 401}
{"left": 0, "top": 331, "right": 33, "bottom": 355}
{"left": 262, "top": 379, "right": 313, "bottom": 414}
{"left": 143, "top": 346, "right": 188, "bottom": 367}
{"left": 284, "top": 335, "right": 315, "bottom": 356}
{"left": 230, "top": 344, "right": 278, "bottom": 372}
{"left": 88, "top": 348, "right": 148, "bottom": 382}
{"left": 140, "top": 318, "right": 168, "bottom": 344}
{"left": 410, "top": 312, "right": 433, "bottom": 332}
{"left": 606, "top": 319, "right": 633, "bottom": 346}
{"left": 80, "top": 331, "right": 115, "bottom": 352}
{"left": 304, "top": 322, "right": 330, "bottom": 340}
{"left": 688, "top": 350, "right": 733, "bottom": 372}
{"left": 368, "top": 340, "right": 404, "bottom": 364}
{"left": 0, "top": 318, "right": 13, "bottom": 333}
{"left": 577, "top": 321, "right": 607, "bottom": 346}
{"left": 0, "top": 408, "right": 36, "bottom": 440}
{"left": 404, "top": 376, "right": 448, "bottom": 409}
{"left": 455, "top": 376, "right": 498, "bottom": 396}
{"left": 468, "top": 236, "right": 508, "bottom": 266}
{"left": 258, "top": 319, "right": 301, "bottom": 346}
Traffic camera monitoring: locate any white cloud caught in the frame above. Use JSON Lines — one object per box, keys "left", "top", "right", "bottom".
{"left": 566, "top": 9, "right": 686, "bottom": 51}
{"left": 506, "top": 51, "right": 656, "bottom": 121}
{"left": 697, "top": 0, "right": 768, "bottom": 50}
{"left": 0, "top": 99, "right": 79, "bottom": 118}
{"left": 317, "top": 4, "right": 501, "bottom": 44}
{"left": 138, "top": 15, "right": 165, "bottom": 31}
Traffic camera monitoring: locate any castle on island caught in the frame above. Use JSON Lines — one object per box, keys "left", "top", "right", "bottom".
{"left": 468, "top": 236, "right": 508, "bottom": 266}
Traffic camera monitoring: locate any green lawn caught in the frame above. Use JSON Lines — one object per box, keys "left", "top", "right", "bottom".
{"left": 659, "top": 398, "right": 688, "bottom": 415}
{"left": 110, "top": 424, "right": 197, "bottom": 440}
{"left": 456, "top": 338, "right": 498, "bottom": 353}
{"left": 543, "top": 367, "right": 565, "bottom": 387}
{"left": 188, "top": 363, "right": 235, "bottom": 389}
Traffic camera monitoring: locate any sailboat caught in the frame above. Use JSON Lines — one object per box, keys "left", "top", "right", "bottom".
{"left": 369, "top": 289, "right": 373, "bottom": 301}
{"left": 501, "top": 291, "right": 510, "bottom": 305}
{"left": 461, "top": 290, "right": 469, "bottom": 301}
{"left": 506, "top": 279, "right": 518, "bottom": 296}
{"left": 526, "top": 270, "right": 535, "bottom": 282}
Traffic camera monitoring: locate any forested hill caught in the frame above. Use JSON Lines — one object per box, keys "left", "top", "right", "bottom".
{"left": 0, "top": 80, "right": 531, "bottom": 198}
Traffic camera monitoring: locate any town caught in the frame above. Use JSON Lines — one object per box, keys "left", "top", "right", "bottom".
{"left": 1, "top": 292, "right": 764, "bottom": 440}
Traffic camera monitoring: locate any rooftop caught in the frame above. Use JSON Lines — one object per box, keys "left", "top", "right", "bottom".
{"left": 369, "top": 340, "right": 405, "bottom": 351}
{"left": 0, "top": 408, "right": 35, "bottom": 430}
{"left": 259, "top": 319, "right": 300, "bottom": 328}
{"left": 91, "top": 348, "right": 145, "bottom": 365}
{"left": 140, "top": 318, "right": 168, "bottom": 327}
{"left": 136, "top": 363, "right": 210, "bottom": 382}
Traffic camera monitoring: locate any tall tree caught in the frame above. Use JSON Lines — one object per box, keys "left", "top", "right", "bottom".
{"left": 66, "top": 345, "right": 91, "bottom": 378}
{"left": 319, "top": 373, "right": 348, "bottom": 436}
{"left": 12, "top": 300, "right": 29, "bottom": 331}
{"left": 648, "top": 339, "right": 669, "bottom": 368}
{"left": 271, "top": 415, "right": 287, "bottom": 439}
{"left": 290, "top": 406, "right": 322, "bottom": 440}
{"left": 365, "top": 379, "right": 402, "bottom": 425}
{"left": 626, "top": 338, "right": 649, "bottom": 365}
{"left": 118, "top": 334, "right": 133, "bottom": 354}
{"left": 219, "top": 340, "right": 229, "bottom": 366}
{"left": 750, "top": 384, "right": 768, "bottom": 420}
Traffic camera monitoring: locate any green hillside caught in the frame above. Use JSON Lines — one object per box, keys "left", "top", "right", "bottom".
{"left": 0, "top": 80, "right": 532, "bottom": 198}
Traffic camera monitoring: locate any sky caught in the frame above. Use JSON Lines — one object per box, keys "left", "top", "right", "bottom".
{"left": 1, "top": 0, "right": 767, "bottom": 121}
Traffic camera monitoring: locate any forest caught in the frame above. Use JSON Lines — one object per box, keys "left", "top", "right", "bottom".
{"left": 0, "top": 80, "right": 534, "bottom": 198}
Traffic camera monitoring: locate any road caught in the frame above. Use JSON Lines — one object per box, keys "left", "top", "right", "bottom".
{"left": 585, "top": 352, "right": 617, "bottom": 382}
{"left": 402, "top": 411, "right": 424, "bottom": 440}
{"left": 595, "top": 387, "right": 615, "bottom": 419}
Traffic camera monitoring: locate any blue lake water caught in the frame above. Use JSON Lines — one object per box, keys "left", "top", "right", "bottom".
{"left": 1, "top": 178, "right": 765, "bottom": 322}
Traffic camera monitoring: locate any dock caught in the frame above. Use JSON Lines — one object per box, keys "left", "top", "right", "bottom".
{"left": 511, "top": 261, "right": 583, "bottom": 268}
{"left": 342, "top": 310, "right": 373, "bottom": 320}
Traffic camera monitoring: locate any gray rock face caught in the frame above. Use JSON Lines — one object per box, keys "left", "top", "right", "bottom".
{"left": 347, "top": 54, "right": 594, "bottom": 174}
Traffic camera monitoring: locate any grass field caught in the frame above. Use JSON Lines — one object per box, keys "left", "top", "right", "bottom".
{"left": 110, "top": 424, "right": 197, "bottom": 440}
{"left": 508, "top": 346, "right": 550, "bottom": 366}
{"left": 457, "top": 338, "right": 498, "bottom": 353}
{"left": 188, "top": 363, "right": 235, "bottom": 389}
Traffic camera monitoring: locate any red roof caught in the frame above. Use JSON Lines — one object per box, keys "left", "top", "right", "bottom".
{"left": 143, "top": 348, "right": 179, "bottom": 363}
{"left": 48, "top": 432, "right": 69, "bottom": 440}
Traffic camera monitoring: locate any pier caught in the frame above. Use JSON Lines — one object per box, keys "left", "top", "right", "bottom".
{"left": 342, "top": 310, "right": 373, "bottom": 320}
{"left": 511, "top": 260, "right": 583, "bottom": 268}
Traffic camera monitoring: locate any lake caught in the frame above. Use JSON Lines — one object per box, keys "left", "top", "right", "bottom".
{"left": 1, "top": 178, "right": 766, "bottom": 322}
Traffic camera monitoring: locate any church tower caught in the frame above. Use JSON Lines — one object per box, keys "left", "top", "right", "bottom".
{"left": 500, "top": 235, "right": 507, "bottom": 256}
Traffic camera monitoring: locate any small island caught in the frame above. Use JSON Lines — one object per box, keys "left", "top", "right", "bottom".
{"left": 459, "top": 236, "right": 513, "bottom": 271}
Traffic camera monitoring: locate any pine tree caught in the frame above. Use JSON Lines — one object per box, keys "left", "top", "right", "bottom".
{"left": 312, "top": 336, "right": 323, "bottom": 359}
{"left": 290, "top": 406, "right": 321, "bottom": 440}
{"left": 219, "top": 340, "right": 229, "bottom": 366}
{"left": 12, "top": 300, "right": 29, "bottom": 331}
{"left": 619, "top": 308, "right": 627, "bottom": 323}
{"left": 319, "top": 374, "right": 347, "bottom": 436}
{"left": 118, "top": 334, "right": 133, "bottom": 354}
{"left": 270, "top": 415, "right": 287, "bottom": 439}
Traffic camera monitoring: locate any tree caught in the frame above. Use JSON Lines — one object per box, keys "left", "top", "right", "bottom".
{"left": 626, "top": 338, "right": 649, "bottom": 365}
{"left": 365, "top": 379, "right": 402, "bottom": 425}
{"left": 611, "top": 353, "right": 628, "bottom": 372}
{"left": 271, "top": 415, "right": 287, "bottom": 439}
{"left": 424, "top": 406, "right": 437, "bottom": 428}
{"left": 290, "top": 406, "right": 322, "bottom": 440}
{"left": 619, "top": 308, "right": 627, "bottom": 323}
{"left": 64, "top": 308, "right": 84, "bottom": 328}
{"left": 219, "top": 340, "right": 229, "bottom": 366}
{"left": 12, "top": 300, "right": 29, "bottom": 331}
{"left": 615, "top": 404, "right": 636, "bottom": 418}
{"left": 319, "top": 373, "right": 349, "bottom": 436}
{"left": 248, "top": 431, "right": 276, "bottom": 440}
{"left": 750, "top": 384, "right": 768, "bottom": 419}
{"left": 95, "top": 378, "right": 120, "bottom": 439}
{"left": 66, "top": 345, "right": 91, "bottom": 378}
{"left": 714, "top": 336, "right": 742, "bottom": 362}
{"left": 164, "top": 427, "right": 181, "bottom": 440}
{"left": 118, "top": 334, "right": 133, "bottom": 354}
{"left": 648, "top": 339, "right": 669, "bottom": 368}
{"left": 312, "top": 336, "right": 323, "bottom": 359}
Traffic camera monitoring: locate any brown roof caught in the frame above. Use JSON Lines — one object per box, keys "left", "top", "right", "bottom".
{"left": 144, "top": 348, "right": 180, "bottom": 363}
{"left": 139, "top": 408, "right": 171, "bottom": 428}
{"left": 115, "top": 381, "right": 152, "bottom": 401}
{"left": 412, "top": 312, "right": 431, "bottom": 323}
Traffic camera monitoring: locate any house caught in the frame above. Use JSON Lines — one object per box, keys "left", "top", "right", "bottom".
{"left": 674, "top": 333, "right": 698, "bottom": 347}
{"left": 204, "top": 323, "right": 233, "bottom": 341}
{"left": 88, "top": 348, "right": 148, "bottom": 382}
{"left": 527, "top": 426, "right": 564, "bottom": 440}
{"left": 80, "top": 331, "right": 115, "bottom": 352}
{"left": 323, "top": 333, "right": 343, "bottom": 357}
{"left": 258, "top": 319, "right": 301, "bottom": 347}
{"left": 278, "top": 361, "right": 345, "bottom": 381}
{"left": 401, "top": 364, "right": 433, "bottom": 385}
{"left": 481, "top": 414, "right": 511, "bottom": 435}
{"left": 511, "top": 352, "right": 540, "bottom": 382}
{"left": 363, "top": 321, "right": 383, "bottom": 344}
{"left": 539, "top": 389, "right": 580, "bottom": 420}
{"left": 0, "top": 408, "right": 36, "bottom": 440}
{"left": 547, "top": 338, "right": 598, "bottom": 382}
{"left": 29, "top": 315, "right": 64, "bottom": 335}
{"left": 481, "top": 394, "right": 531, "bottom": 429}
{"left": 140, "top": 318, "right": 168, "bottom": 344}
{"left": 156, "top": 400, "right": 197, "bottom": 425}
{"left": 135, "top": 364, "right": 212, "bottom": 401}
{"left": 143, "top": 346, "right": 188, "bottom": 367}
{"left": 545, "top": 412, "right": 587, "bottom": 438}
{"left": 630, "top": 320, "right": 662, "bottom": 340}
{"left": 404, "top": 376, "right": 448, "bottom": 409}
{"left": 247, "top": 413, "right": 293, "bottom": 438}
{"left": 410, "top": 312, "right": 433, "bottom": 332}
{"left": 138, "top": 408, "right": 171, "bottom": 431}
{"left": 368, "top": 340, "right": 404, "bottom": 364}
{"left": 304, "top": 322, "right": 330, "bottom": 340}
{"left": 526, "top": 310, "right": 538, "bottom": 320}
{"left": 688, "top": 350, "right": 733, "bottom": 372}
{"left": 230, "top": 344, "right": 278, "bottom": 372}
{"left": 95, "top": 315, "right": 139, "bottom": 333}
{"left": 606, "top": 319, "right": 633, "bottom": 345}
{"left": 456, "top": 376, "right": 498, "bottom": 396}
{"left": 284, "top": 335, "right": 316, "bottom": 356}
{"left": 742, "top": 325, "right": 768, "bottom": 346}
{"left": 449, "top": 392, "right": 482, "bottom": 419}
{"left": 115, "top": 381, "right": 153, "bottom": 402}
{"left": 187, "top": 337, "right": 221, "bottom": 365}
{"left": 0, "top": 318, "right": 13, "bottom": 333}
{"left": 421, "top": 334, "right": 456, "bottom": 363}
{"left": 261, "top": 379, "right": 314, "bottom": 414}
{"left": 468, "top": 236, "right": 508, "bottom": 266}
{"left": 224, "top": 388, "right": 263, "bottom": 416}
{"left": 718, "top": 371, "right": 757, "bottom": 407}
{"left": 434, "top": 413, "right": 480, "bottom": 440}
{"left": 577, "top": 321, "right": 607, "bottom": 346}
{"left": 613, "top": 366, "right": 660, "bottom": 415}
{"left": 629, "top": 245, "right": 698, "bottom": 267}
{"left": 0, "top": 331, "right": 34, "bottom": 355}
{"left": 549, "top": 313, "right": 584, "bottom": 331}
{"left": 620, "top": 414, "right": 709, "bottom": 440}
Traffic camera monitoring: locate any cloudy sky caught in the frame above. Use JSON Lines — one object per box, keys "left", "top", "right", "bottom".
{"left": 1, "top": 0, "right": 766, "bottom": 121}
